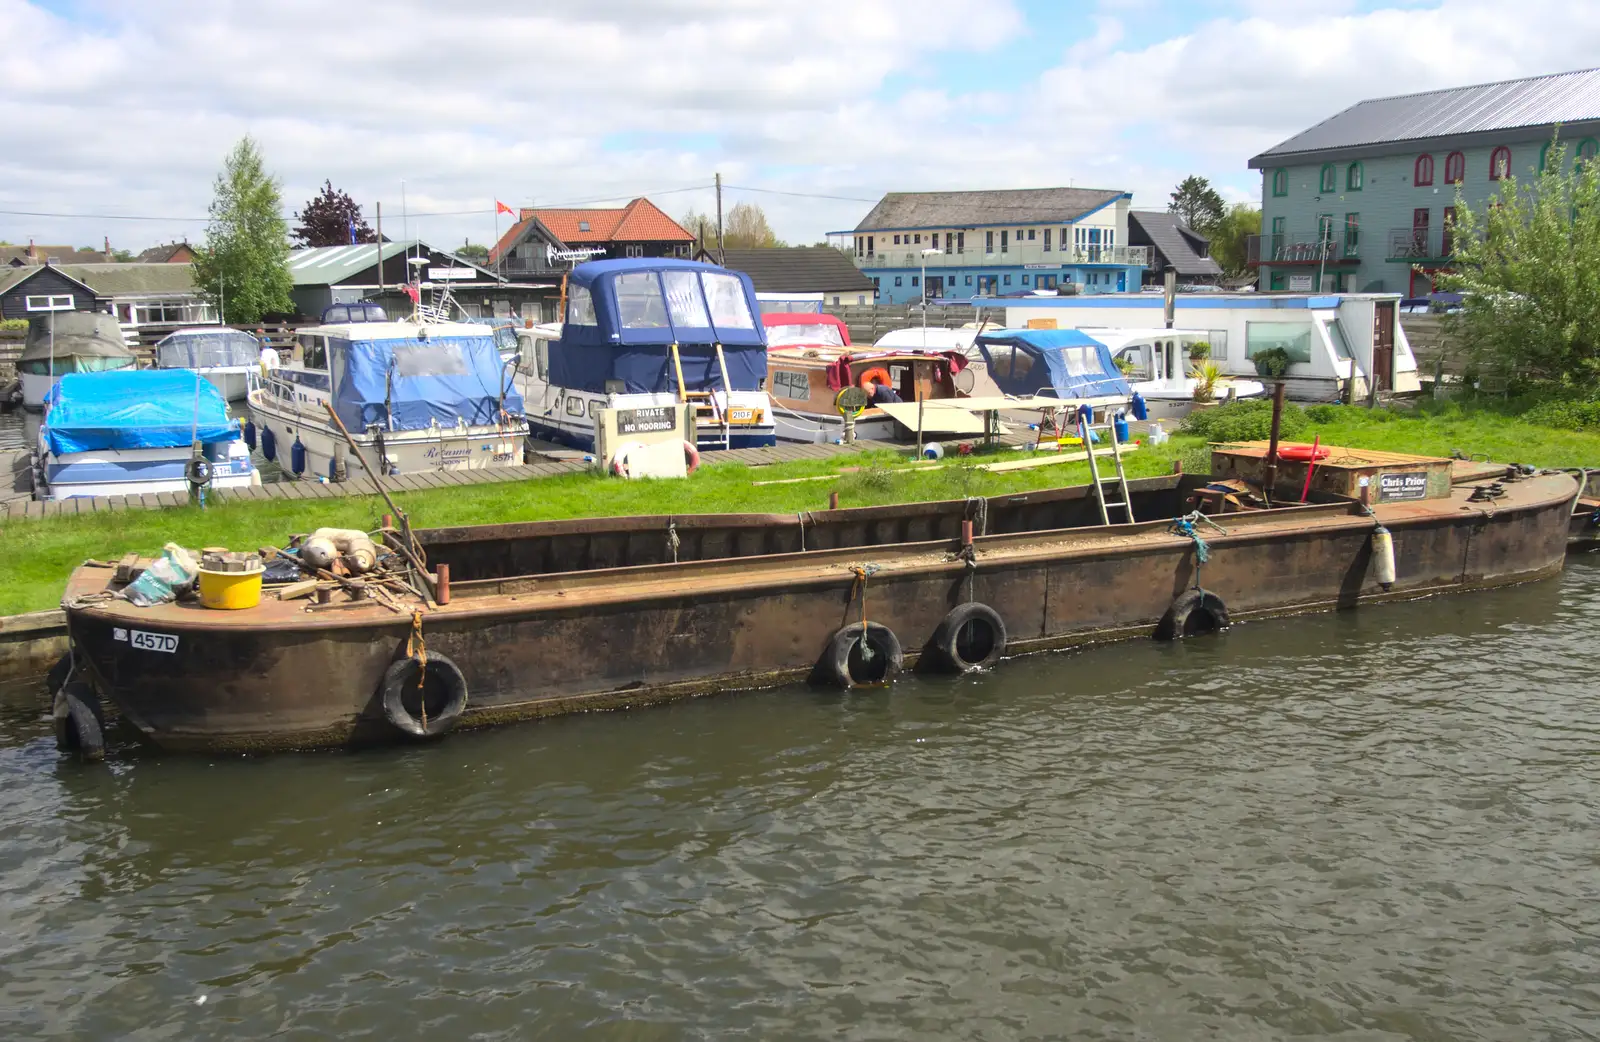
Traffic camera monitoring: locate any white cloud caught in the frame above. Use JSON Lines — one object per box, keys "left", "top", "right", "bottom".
{"left": 0, "top": 0, "right": 1591, "bottom": 251}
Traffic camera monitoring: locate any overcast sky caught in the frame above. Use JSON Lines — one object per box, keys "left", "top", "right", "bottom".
{"left": 2, "top": 0, "right": 1597, "bottom": 254}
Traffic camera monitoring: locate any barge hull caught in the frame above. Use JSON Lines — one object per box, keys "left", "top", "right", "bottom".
{"left": 62, "top": 474, "right": 1577, "bottom": 753}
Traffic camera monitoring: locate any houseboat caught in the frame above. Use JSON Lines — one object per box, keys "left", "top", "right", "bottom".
{"left": 515, "top": 259, "right": 775, "bottom": 450}
{"left": 34, "top": 369, "right": 258, "bottom": 500}
{"left": 16, "top": 311, "right": 136, "bottom": 410}
{"left": 245, "top": 319, "right": 526, "bottom": 482}
{"left": 1089, "top": 328, "right": 1268, "bottom": 419}
{"left": 54, "top": 451, "right": 1576, "bottom": 753}
{"left": 971, "top": 293, "right": 1420, "bottom": 402}
{"left": 152, "top": 327, "right": 262, "bottom": 401}
{"left": 764, "top": 312, "right": 983, "bottom": 443}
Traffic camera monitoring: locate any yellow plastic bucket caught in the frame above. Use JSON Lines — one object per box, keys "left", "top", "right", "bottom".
{"left": 197, "top": 566, "right": 263, "bottom": 610}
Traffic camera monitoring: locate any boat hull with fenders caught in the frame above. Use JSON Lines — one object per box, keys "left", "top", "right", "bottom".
{"left": 59, "top": 469, "right": 1575, "bottom": 753}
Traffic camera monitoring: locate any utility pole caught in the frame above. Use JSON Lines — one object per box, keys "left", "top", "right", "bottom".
{"left": 375, "top": 202, "right": 384, "bottom": 292}
{"left": 714, "top": 172, "right": 724, "bottom": 265}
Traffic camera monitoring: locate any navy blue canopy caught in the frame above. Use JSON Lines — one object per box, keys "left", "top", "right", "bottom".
{"left": 548, "top": 259, "right": 768, "bottom": 394}
{"left": 331, "top": 330, "right": 524, "bottom": 433}
{"left": 45, "top": 370, "right": 239, "bottom": 455}
{"left": 975, "top": 329, "right": 1130, "bottom": 399}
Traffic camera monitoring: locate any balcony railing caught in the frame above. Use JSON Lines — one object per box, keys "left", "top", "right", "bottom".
{"left": 1247, "top": 232, "right": 1361, "bottom": 266}
{"left": 497, "top": 256, "right": 566, "bottom": 277}
{"left": 854, "top": 245, "right": 1151, "bottom": 269}
{"left": 1386, "top": 227, "right": 1454, "bottom": 261}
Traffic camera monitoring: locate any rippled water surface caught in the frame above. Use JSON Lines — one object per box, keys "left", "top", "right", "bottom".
{"left": 3, "top": 564, "right": 1599, "bottom": 1040}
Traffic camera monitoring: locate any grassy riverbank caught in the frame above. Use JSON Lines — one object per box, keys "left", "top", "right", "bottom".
{"left": 5, "top": 399, "right": 1599, "bottom": 617}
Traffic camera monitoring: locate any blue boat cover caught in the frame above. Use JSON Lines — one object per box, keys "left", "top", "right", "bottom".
{"left": 44, "top": 370, "right": 239, "bottom": 455}
{"left": 974, "top": 328, "right": 1131, "bottom": 399}
{"left": 331, "top": 332, "right": 525, "bottom": 432}
{"left": 548, "top": 259, "right": 768, "bottom": 394}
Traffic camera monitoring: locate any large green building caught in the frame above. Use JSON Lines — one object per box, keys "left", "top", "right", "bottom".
{"left": 1248, "top": 67, "right": 1600, "bottom": 297}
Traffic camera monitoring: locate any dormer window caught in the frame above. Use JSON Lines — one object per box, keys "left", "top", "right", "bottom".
{"left": 578, "top": 220, "right": 591, "bottom": 232}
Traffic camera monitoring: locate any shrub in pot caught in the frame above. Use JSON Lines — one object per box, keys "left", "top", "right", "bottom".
{"left": 1187, "top": 340, "right": 1211, "bottom": 362}
{"left": 1252, "top": 347, "right": 1291, "bottom": 379}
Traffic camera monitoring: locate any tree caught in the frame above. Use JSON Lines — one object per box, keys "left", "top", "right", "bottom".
{"left": 193, "top": 136, "right": 293, "bottom": 323}
{"left": 1206, "top": 203, "right": 1261, "bottom": 278}
{"left": 1437, "top": 135, "right": 1600, "bottom": 387}
{"left": 723, "top": 202, "right": 785, "bottom": 248}
{"left": 456, "top": 241, "right": 489, "bottom": 263}
{"left": 1170, "top": 176, "right": 1226, "bottom": 234}
{"left": 293, "top": 179, "right": 375, "bottom": 246}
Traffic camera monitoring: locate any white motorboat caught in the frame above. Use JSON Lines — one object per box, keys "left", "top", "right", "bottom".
{"left": 1092, "top": 328, "right": 1268, "bottom": 420}
{"left": 152, "top": 326, "right": 263, "bottom": 401}
{"left": 246, "top": 319, "right": 526, "bottom": 482}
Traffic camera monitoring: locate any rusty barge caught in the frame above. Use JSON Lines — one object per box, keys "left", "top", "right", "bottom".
{"left": 53, "top": 446, "right": 1578, "bottom": 755}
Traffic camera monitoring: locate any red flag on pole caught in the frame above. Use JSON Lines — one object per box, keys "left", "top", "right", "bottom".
{"left": 495, "top": 200, "right": 515, "bottom": 217}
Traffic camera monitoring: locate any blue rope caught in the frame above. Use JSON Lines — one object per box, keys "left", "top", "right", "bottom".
{"left": 1170, "top": 517, "right": 1210, "bottom": 563}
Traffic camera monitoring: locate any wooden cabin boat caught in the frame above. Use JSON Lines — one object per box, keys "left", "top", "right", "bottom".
{"left": 56, "top": 454, "right": 1576, "bottom": 754}
{"left": 764, "top": 312, "right": 986, "bottom": 443}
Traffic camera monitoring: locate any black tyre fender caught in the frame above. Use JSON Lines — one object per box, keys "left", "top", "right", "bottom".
{"left": 53, "top": 681, "right": 105, "bottom": 761}
{"left": 381, "top": 653, "right": 468, "bottom": 738}
{"left": 1155, "top": 588, "right": 1230, "bottom": 641}
{"left": 185, "top": 456, "right": 213, "bottom": 487}
{"left": 45, "top": 653, "right": 72, "bottom": 698}
{"left": 820, "top": 623, "right": 904, "bottom": 689}
{"left": 927, "top": 602, "right": 1007, "bottom": 672}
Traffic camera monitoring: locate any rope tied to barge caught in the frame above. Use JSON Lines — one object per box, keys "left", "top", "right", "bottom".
{"left": 408, "top": 610, "right": 429, "bottom": 730}
{"left": 1170, "top": 511, "right": 1228, "bottom": 584}
{"left": 666, "top": 520, "right": 680, "bottom": 563}
{"left": 850, "top": 564, "right": 881, "bottom": 662}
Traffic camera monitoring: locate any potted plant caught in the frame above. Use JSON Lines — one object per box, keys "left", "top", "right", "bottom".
{"left": 1187, "top": 340, "right": 1211, "bottom": 362}
{"left": 1252, "top": 347, "right": 1292, "bottom": 380}
{"left": 1191, "top": 360, "right": 1222, "bottom": 403}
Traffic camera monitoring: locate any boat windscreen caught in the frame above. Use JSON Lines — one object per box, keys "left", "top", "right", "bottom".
{"left": 156, "top": 330, "right": 259, "bottom": 369}
{"left": 766, "top": 323, "right": 846, "bottom": 348}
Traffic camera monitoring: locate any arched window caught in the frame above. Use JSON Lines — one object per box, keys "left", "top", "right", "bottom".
{"left": 1540, "top": 141, "right": 1553, "bottom": 172}
{"left": 1444, "top": 151, "right": 1465, "bottom": 185}
{"left": 1414, "top": 154, "right": 1434, "bottom": 186}
{"left": 1489, "top": 146, "right": 1511, "bottom": 180}
{"left": 1271, "top": 168, "right": 1287, "bottom": 197}
{"left": 1346, "top": 161, "right": 1363, "bottom": 191}
{"left": 1319, "top": 163, "right": 1337, "bottom": 193}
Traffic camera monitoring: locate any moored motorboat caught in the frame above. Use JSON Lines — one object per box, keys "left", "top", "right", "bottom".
{"left": 57, "top": 449, "right": 1576, "bottom": 754}
{"left": 152, "top": 326, "right": 262, "bottom": 402}
{"left": 33, "top": 369, "right": 259, "bottom": 501}
{"left": 17, "top": 311, "right": 136, "bottom": 410}
{"left": 1091, "top": 328, "right": 1267, "bottom": 419}
{"left": 246, "top": 319, "right": 526, "bottom": 481}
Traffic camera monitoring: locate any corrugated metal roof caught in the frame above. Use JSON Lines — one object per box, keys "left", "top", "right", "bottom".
{"left": 853, "top": 187, "right": 1127, "bottom": 231}
{"left": 288, "top": 241, "right": 416, "bottom": 285}
{"left": 1251, "top": 66, "right": 1600, "bottom": 166}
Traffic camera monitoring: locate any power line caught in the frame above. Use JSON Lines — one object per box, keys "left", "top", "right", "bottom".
{"left": 722, "top": 184, "right": 881, "bottom": 203}
{"left": 0, "top": 207, "right": 207, "bottom": 222}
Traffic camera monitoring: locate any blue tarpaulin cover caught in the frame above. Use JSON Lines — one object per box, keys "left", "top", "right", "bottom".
{"left": 548, "top": 259, "right": 768, "bottom": 394}
{"left": 44, "top": 370, "right": 239, "bottom": 455}
{"left": 331, "top": 333, "right": 524, "bottom": 433}
{"left": 974, "top": 328, "right": 1130, "bottom": 399}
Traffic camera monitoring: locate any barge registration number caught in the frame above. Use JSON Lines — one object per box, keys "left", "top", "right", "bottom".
{"left": 115, "top": 628, "right": 180, "bottom": 653}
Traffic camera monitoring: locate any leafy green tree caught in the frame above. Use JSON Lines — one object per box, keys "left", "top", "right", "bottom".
{"left": 193, "top": 136, "right": 293, "bottom": 323}
{"left": 1207, "top": 203, "right": 1261, "bottom": 277}
{"left": 723, "top": 202, "right": 786, "bottom": 248}
{"left": 455, "top": 241, "right": 489, "bottom": 263}
{"left": 1170, "top": 175, "right": 1226, "bottom": 234}
{"left": 1437, "top": 135, "right": 1600, "bottom": 387}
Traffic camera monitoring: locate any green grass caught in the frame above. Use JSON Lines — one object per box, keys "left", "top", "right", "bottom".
{"left": 8, "top": 399, "right": 1600, "bottom": 618}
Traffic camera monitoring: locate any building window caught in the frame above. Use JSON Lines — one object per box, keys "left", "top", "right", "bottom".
{"left": 1060, "top": 227, "right": 1069, "bottom": 246}
{"left": 1027, "top": 229, "right": 1035, "bottom": 241}
{"left": 1043, "top": 228, "right": 1051, "bottom": 252}
{"left": 894, "top": 235, "right": 901, "bottom": 245}
{"left": 832, "top": 296, "right": 840, "bottom": 305}
{"left": 1414, "top": 154, "right": 1434, "bottom": 186}
{"left": 1444, "top": 151, "right": 1465, "bottom": 184}
{"left": 1442, "top": 207, "right": 1456, "bottom": 256}
{"left": 913, "top": 233, "right": 921, "bottom": 244}
{"left": 1000, "top": 230, "right": 1009, "bottom": 253}
{"left": 1346, "top": 162, "right": 1363, "bottom": 191}
{"left": 894, "top": 276, "right": 902, "bottom": 287}
{"left": 578, "top": 221, "right": 590, "bottom": 232}
{"left": 858, "top": 295, "right": 867, "bottom": 305}
{"left": 1580, "top": 139, "right": 1600, "bottom": 166}
{"left": 956, "top": 231, "right": 964, "bottom": 254}
{"left": 1003, "top": 274, "right": 1012, "bottom": 285}
{"left": 1344, "top": 213, "right": 1359, "bottom": 257}
{"left": 945, "top": 232, "right": 953, "bottom": 252}
{"left": 872, "top": 277, "right": 880, "bottom": 287}
{"left": 1319, "top": 163, "right": 1336, "bottom": 193}
{"left": 1489, "top": 146, "right": 1511, "bottom": 180}
{"left": 1271, "top": 169, "right": 1288, "bottom": 197}
{"left": 911, "top": 276, "right": 919, "bottom": 287}
{"left": 1021, "top": 274, "right": 1030, "bottom": 285}
{"left": 985, "top": 231, "right": 993, "bottom": 253}
{"left": 867, "top": 235, "right": 874, "bottom": 256}
{"left": 965, "top": 275, "right": 972, "bottom": 285}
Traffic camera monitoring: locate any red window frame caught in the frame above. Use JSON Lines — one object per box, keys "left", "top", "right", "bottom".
{"left": 1414, "top": 154, "right": 1434, "bottom": 186}
{"left": 1489, "top": 146, "right": 1511, "bottom": 181}
{"left": 1444, "top": 151, "right": 1465, "bottom": 185}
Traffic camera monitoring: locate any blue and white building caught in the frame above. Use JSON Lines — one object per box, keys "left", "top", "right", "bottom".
{"left": 828, "top": 187, "right": 1149, "bottom": 304}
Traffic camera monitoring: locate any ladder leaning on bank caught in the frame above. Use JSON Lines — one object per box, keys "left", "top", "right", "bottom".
{"left": 1078, "top": 414, "right": 1136, "bottom": 525}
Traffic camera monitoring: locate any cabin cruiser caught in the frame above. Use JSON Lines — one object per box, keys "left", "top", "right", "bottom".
{"left": 515, "top": 258, "right": 774, "bottom": 450}
{"left": 970, "top": 328, "right": 1133, "bottom": 431}
{"left": 34, "top": 369, "right": 258, "bottom": 500}
{"left": 16, "top": 311, "right": 136, "bottom": 410}
{"left": 152, "top": 326, "right": 262, "bottom": 401}
{"left": 246, "top": 319, "right": 526, "bottom": 481}
{"left": 764, "top": 313, "right": 982, "bottom": 443}
{"left": 1089, "top": 328, "right": 1267, "bottom": 420}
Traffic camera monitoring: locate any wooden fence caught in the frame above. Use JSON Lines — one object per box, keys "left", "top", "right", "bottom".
{"left": 823, "top": 303, "right": 979, "bottom": 345}
{"left": 1400, "top": 314, "right": 1457, "bottom": 380}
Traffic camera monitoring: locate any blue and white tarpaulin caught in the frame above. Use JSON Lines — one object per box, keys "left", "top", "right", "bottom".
{"left": 331, "top": 332, "right": 524, "bottom": 433}
{"left": 44, "top": 370, "right": 239, "bottom": 455}
{"left": 974, "top": 328, "right": 1131, "bottom": 400}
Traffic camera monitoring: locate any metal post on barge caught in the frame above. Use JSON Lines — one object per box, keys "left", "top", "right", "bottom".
{"left": 1263, "top": 381, "right": 1287, "bottom": 505}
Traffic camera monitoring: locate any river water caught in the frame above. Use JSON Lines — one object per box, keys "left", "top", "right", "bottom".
{"left": 1, "top": 563, "right": 1597, "bottom": 1040}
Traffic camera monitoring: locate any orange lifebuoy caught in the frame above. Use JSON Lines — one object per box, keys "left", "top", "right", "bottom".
{"left": 1278, "top": 443, "right": 1330, "bottom": 462}
{"left": 683, "top": 441, "right": 701, "bottom": 475}
{"left": 857, "top": 366, "right": 892, "bottom": 393}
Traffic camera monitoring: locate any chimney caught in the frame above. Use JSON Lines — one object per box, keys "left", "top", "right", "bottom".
{"left": 27, "top": 238, "right": 36, "bottom": 263}
{"left": 104, "top": 236, "right": 112, "bottom": 262}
